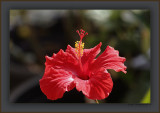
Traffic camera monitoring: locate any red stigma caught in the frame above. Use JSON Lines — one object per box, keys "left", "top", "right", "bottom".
{"left": 76, "top": 29, "right": 88, "bottom": 40}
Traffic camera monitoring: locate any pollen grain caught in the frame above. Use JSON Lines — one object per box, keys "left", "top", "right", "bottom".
{"left": 75, "top": 41, "right": 84, "bottom": 57}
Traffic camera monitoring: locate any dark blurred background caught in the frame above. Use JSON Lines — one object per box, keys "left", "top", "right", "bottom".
{"left": 10, "top": 10, "right": 150, "bottom": 103}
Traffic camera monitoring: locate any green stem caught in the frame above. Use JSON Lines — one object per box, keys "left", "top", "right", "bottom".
{"left": 95, "top": 99, "right": 99, "bottom": 104}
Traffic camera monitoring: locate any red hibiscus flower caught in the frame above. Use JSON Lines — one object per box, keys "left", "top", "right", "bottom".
{"left": 39, "top": 29, "right": 127, "bottom": 101}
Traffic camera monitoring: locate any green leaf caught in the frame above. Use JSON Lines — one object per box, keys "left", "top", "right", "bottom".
{"left": 140, "top": 88, "right": 150, "bottom": 104}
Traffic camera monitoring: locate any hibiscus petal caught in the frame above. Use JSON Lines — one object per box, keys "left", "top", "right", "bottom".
{"left": 81, "top": 42, "right": 102, "bottom": 65}
{"left": 44, "top": 49, "right": 81, "bottom": 76}
{"left": 92, "top": 46, "right": 127, "bottom": 74}
{"left": 74, "top": 69, "right": 113, "bottom": 100}
{"left": 39, "top": 68, "right": 75, "bottom": 100}
{"left": 65, "top": 45, "right": 78, "bottom": 59}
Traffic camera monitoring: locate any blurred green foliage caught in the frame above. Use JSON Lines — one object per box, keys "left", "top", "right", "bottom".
{"left": 141, "top": 88, "right": 150, "bottom": 103}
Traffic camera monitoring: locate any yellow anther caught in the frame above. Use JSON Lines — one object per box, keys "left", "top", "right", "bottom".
{"left": 75, "top": 41, "right": 84, "bottom": 57}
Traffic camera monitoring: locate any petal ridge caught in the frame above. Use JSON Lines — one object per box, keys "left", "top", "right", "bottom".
{"left": 91, "top": 45, "right": 127, "bottom": 74}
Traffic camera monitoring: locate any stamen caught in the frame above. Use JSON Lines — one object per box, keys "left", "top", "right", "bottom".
{"left": 75, "top": 29, "right": 88, "bottom": 57}
{"left": 75, "top": 41, "right": 84, "bottom": 57}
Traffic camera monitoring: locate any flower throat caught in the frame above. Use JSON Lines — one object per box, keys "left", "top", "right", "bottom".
{"left": 75, "top": 29, "right": 88, "bottom": 58}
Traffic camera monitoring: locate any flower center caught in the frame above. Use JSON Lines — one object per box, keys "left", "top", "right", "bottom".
{"left": 75, "top": 29, "right": 88, "bottom": 58}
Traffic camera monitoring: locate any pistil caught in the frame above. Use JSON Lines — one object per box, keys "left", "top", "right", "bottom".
{"left": 75, "top": 29, "right": 88, "bottom": 79}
